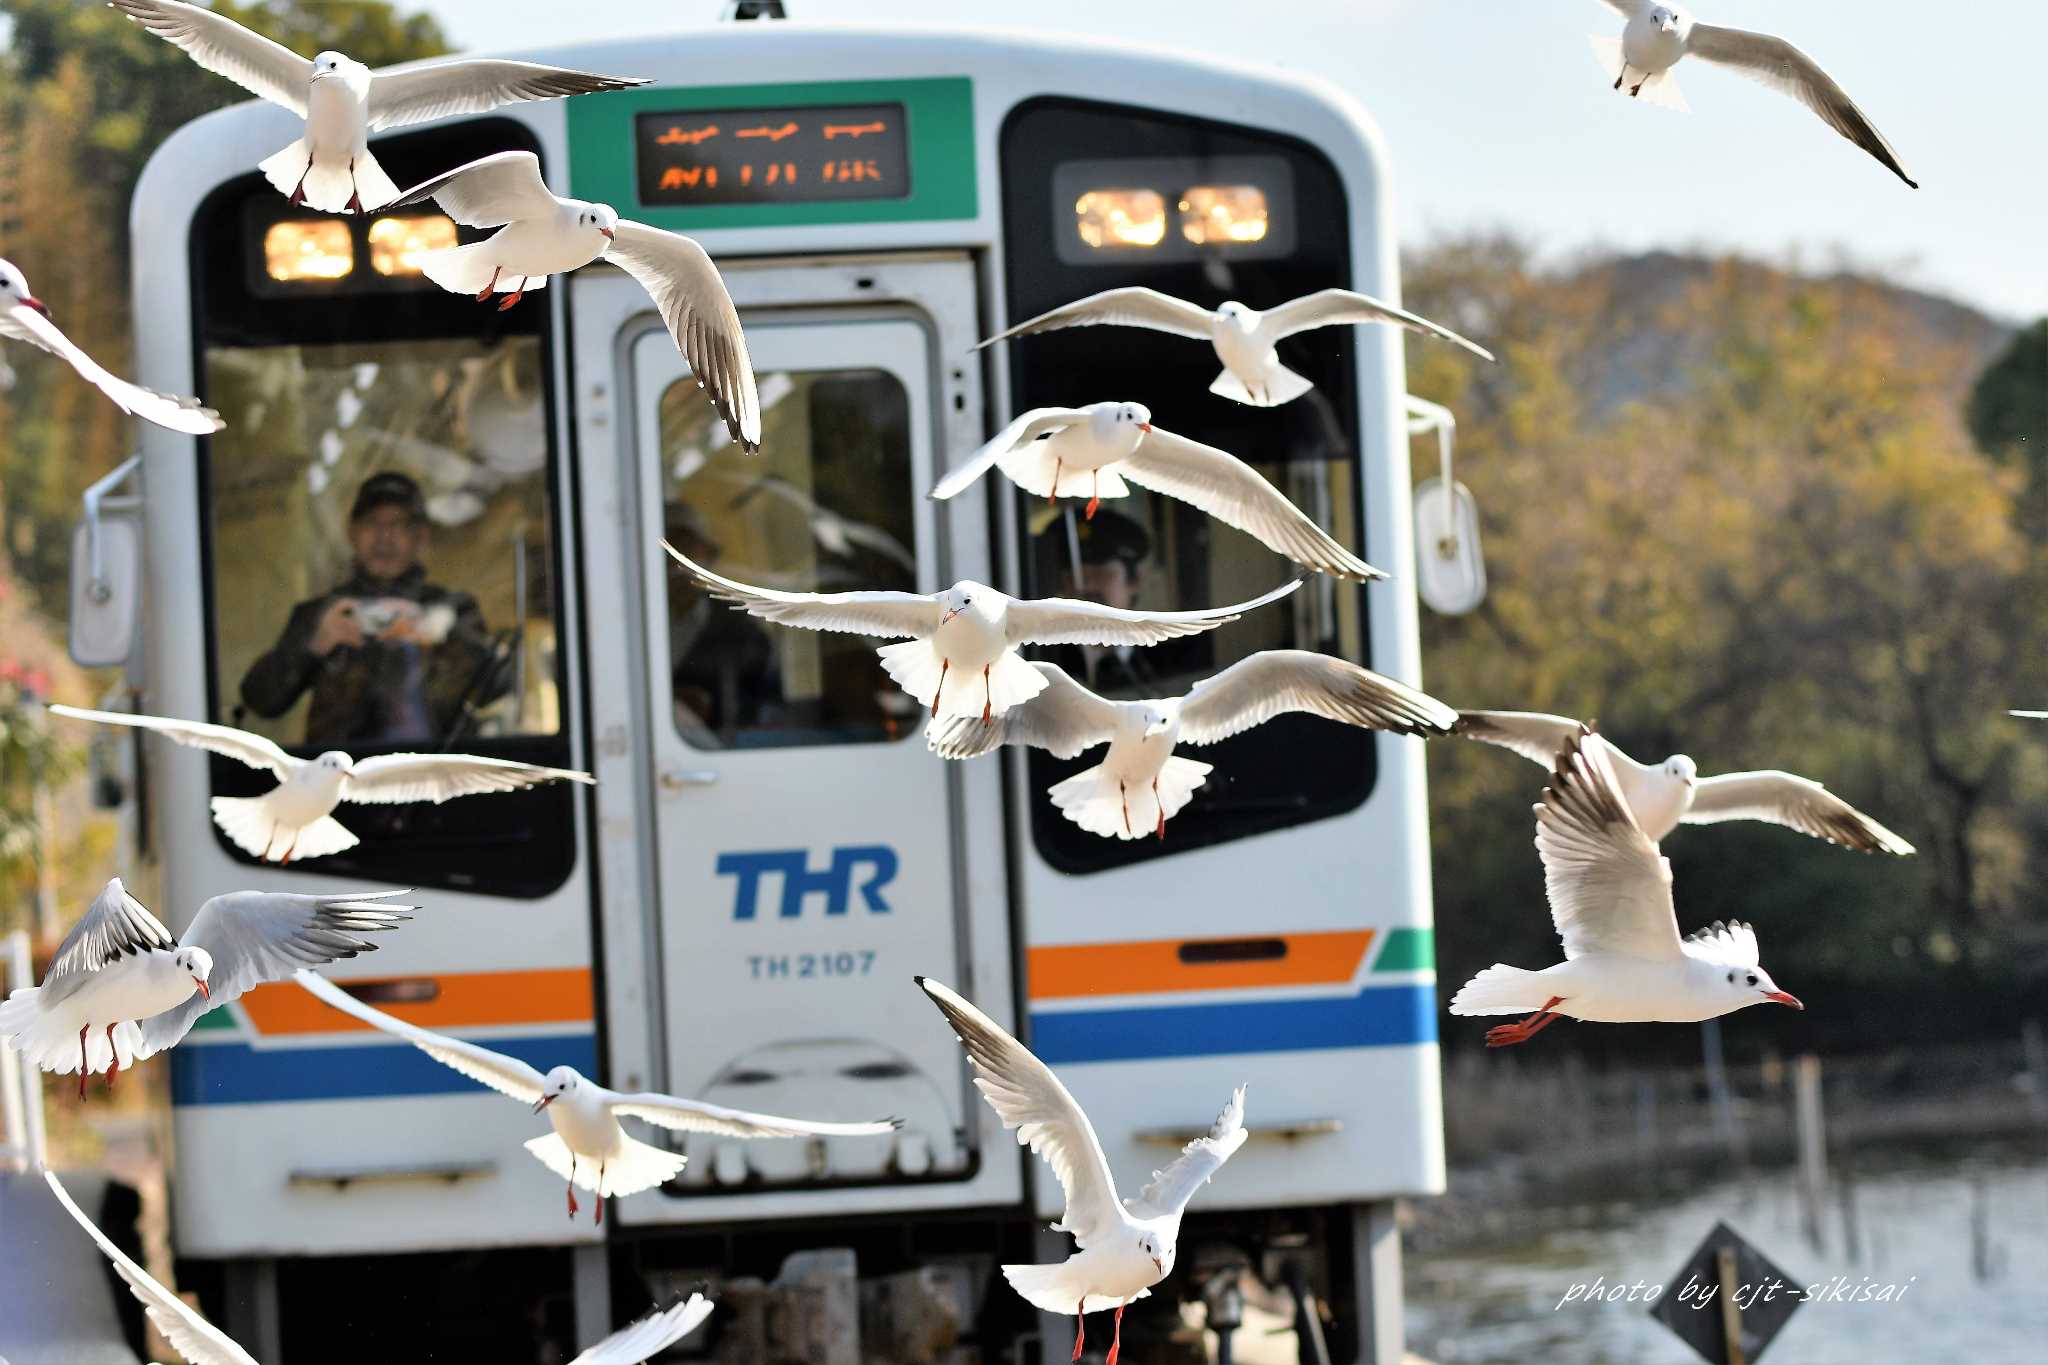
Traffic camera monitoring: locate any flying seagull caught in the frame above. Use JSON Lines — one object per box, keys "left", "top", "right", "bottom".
{"left": 297, "top": 969, "right": 901, "bottom": 1223}
{"left": 664, "top": 542, "right": 1303, "bottom": 725}
{"left": 0, "top": 877, "right": 410, "bottom": 1096}
{"left": 45, "top": 1168, "right": 714, "bottom": 1365}
{"left": 0, "top": 258, "right": 223, "bottom": 434}
{"left": 111, "top": 0, "right": 648, "bottom": 213}
{"left": 1449, "top": 728, "right": 1803, "bottom": 1047}
{"left": 931, "top": 653, "right": 1456, "bottom": 839}
{"left": 975, "top": 286, "right": 1493, "bottom": 407}
{"left": 1590, "top": 1, "right": 1917, "bottom": 187}
{"left": 393, "top": 151, "right": 760, "bottom": 451}
{"left": 1454, "top": 709, "right": 1913, "bottom": 854}
{"left": 917, "top": 976, "right": 1246, "bottom": 1365}
{"left": 930, "top": 402, "right": 1386, "bottom": 581}
{"left": 47, "top": 704, "right": 595, "bottom": 863}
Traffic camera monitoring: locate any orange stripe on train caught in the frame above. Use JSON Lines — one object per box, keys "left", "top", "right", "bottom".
{"left": 1028, "top": 930, "right": 1373, "bottom": 1000}
{"left": 237, "top": 969, "right": 594, "bottom": 1035}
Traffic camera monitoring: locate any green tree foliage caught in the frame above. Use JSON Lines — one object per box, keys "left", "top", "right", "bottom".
{"left": 1968, "top": 319, "right": 2047, "bottom": 462}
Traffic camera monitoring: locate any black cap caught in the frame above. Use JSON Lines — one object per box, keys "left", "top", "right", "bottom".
{"left": 349, "top": 471, "right": 426, "bottom": 523}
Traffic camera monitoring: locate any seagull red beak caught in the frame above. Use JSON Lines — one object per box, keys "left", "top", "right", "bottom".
{"left": 533, "top": 1094, "right": 555, "bottom": 1112}
{"left": 1152, "top": 1256, "right": 1164, "bottom": 1273}
{"left": 599, "top": 227, "right": 615, "bottom": 242}
{"left": 193, "top": 978, "right": 210, "bottom": 999}
{"left": 940, "top": 607, "right": 962, "bottom": 625}
{"left": 19, "top": 296, "right": 50, "bottom": 319}
{"left": 1767, "top": 990, "right": 1803, "bottom": 1010}
{"left": 1138, "top": 422, "right": 1153, "bottom": 432}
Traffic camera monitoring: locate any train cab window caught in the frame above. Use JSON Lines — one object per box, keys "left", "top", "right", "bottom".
{"left": 658, "top": 367, "right": 917, "bottom": 748}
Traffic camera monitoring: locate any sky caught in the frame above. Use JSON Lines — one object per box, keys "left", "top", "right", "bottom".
{"left": 404, "top": 0, "right": 2044, "bottom": 322}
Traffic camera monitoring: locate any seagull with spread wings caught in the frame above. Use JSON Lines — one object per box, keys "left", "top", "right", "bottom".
{"left": 917, "top": 977, "right": 1245, "bottom": 1365}
{"left": 44, "top": 1168, "right": 714, "bottom": 1365}
{"left": 47, "top": 704, "right": 595, "bottom": 863}
{"left": 1450, "top": 729, "right": 1804, "bottom": 1047}
{"left": 391, "top": 151, "right": 760, "bottom": 451}
{"left": 931, "top": 653, "right": 1455, "bottom": 840}
{"left": 1454, "top": 708, "right": 1913, "bottom": 855}
{"left": 976, "top": 286, "right": 1492, "bottom": 408}
{"left": 297, "top": 970, "right": 900, "bottom": 1223}
{"left": 930, "top": 401, "right": 1386, "bottom": 581}
{"left": 664, "top": 542, "right": 1302, "bottom": 725}
{"left": 1590, "top": 2, "right": 1917, "bottom": 186}
{"left": 0, "top": 877, "right": 410, "bottom": 1096}
{"left": 111, "top": 0, "right": 647, "bottom": 214}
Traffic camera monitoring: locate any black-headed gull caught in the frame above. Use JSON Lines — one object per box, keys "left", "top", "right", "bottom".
{"left": 930, "top": 653, "right": 1456, "bottom": 840}
{"left": 0, "top": 878, "right": 410, "bottom": 1097}
{"left": 297, "top": 970, "right": 900, "bottom": 1223}
{"left": 0, "top": 258, "right": 223, "bottom": 435}
{"left": 976, "top": 287, "right": 1492, "bottom": 408}
{"left": 1450, "top": 729, "right": 1803, "bottom": 1047}
{"left": 663, "top": 542, "right": 1303, "bottom": 725}
{"left": 917, "top": 977, "right": 1245, "bottom": 1365}
{"left": 1454, "top": 708, "right": 1913, "bottom": 854}
{"left": 112, "top": 0, "right": 647, "bottom": 214}
{"left": 44, "top": 1167, "right": 713, "bottom": 1365}
{"left": 1591, "top": 2, "right": 1916, "bottom": 186}
{"left": 47, "top": 704, "right": 595, "bottom": 863}
{"left": 393, "top": 151, "right": 760, "bottom": 451}
{"left": 930, "top": 402, "right": 1386, "bottom": 581}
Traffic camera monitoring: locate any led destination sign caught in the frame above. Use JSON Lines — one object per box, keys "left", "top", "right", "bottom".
{"left": 634, "top": 102, "right": 910, "bottom": 207}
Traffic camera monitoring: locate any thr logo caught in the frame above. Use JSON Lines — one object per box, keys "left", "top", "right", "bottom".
{"left": 717, "top": 846, "right": 899, "bottom": 920}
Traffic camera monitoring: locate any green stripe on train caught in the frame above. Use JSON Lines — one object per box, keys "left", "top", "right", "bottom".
{"left": 1373, "top": 927, "right": 1434, "bottom": 972}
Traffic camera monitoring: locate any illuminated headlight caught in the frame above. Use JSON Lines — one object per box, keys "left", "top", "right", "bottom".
{"left": 367, "top": 214, "right": 456, "bottom": 277}
{"left": 263, "top": 220, "right": 353, "bottom": 282}
{"left": 1074, "top": 188, "right": 1166, "bottom": 249}
{"left": 1179, "top": 184, "right": 1270, "bottom": 245}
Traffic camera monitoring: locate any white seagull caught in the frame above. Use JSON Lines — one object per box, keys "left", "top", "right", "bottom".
{"left": 976, "top": 286, "right": 1492, "bottom": 407}
{"left": 931, "top": 653, "right": 1456, "bottom": 840}
{"left": 0, "top": 878, "right": 410, "bottom": 1097}
{"left": 664, "top": 542, "right": 1303, "bottom": 725}
{"left": 111, "top": 0, "right": 648, "bottom": 213}
{"left": 1591, "top": 1, "right": 1917, "bottom": 187}
{"left": 296, "top": 970, "right": 901, "bottom": 1223}
{"left": 45, "top": 1168, "right": 713, "bottom": 1365}
{"left": 2012, "top": 710, "right": 2047, "bottom": 720}
{"left": 917, "top": 977, "right": 1246, "bottom": 1365}
{"left": 1450, "top": 728, "right": 1805, "bottom": 1046}
{"left": 0, "top": 258, "right": 223, "bottom": 434}
{"left": 930, "top": 402, "right": 1386, "bottom": 581}
{"left": 47, "top": 704, "right": 596, "bottom": 863}
{"left": 393, "top": 151, "right": 760, "bottom": 451}
{"left": 1454, "top": 709, "right": 1914, "bottom": 855}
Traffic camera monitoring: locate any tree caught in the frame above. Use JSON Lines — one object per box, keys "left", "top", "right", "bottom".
{"left": 1968, "top": 319, "right": 2047, "bottom": 462}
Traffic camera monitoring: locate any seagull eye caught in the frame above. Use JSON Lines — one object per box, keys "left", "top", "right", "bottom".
{"left": 1726, "top": 971, "right": 1736, "bottom": 983}
{"left": 1746, "top": 974, "right": 1758, "bottom": 986}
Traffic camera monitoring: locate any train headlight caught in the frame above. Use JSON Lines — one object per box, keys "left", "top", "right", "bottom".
{"left": 1178, "top": 184, "right": 1269, "bottom": 245}
{"left": 1073, "top": 188, "right": 1166, "bottom": 249}
{"left": 263, "top": 220, "right": 354, "bottom": 282}
{"left": 367, "top": 214, "right": 457, "bottom": 277}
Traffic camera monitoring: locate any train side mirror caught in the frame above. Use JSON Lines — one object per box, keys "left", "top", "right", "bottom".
{"left": 1405, "top": 398, "right": 1486, "bottom": 616}
{"left": 68, "top": 456, "right": 145, "bottom": 669}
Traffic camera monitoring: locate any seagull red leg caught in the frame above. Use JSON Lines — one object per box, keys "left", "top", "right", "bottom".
{"left": 497, "top": 279, "right": 526, "bottom": 312}
{"left": 476, "top": 267, "right": 501, "bottom": 303}
{"left": 105, "top": 1025, "right": 120, "bottom": 1091}
{"left": 1086, "top": 471, "right": 1100, "bottom": 520}
{"left": 345, "top": 159, "right": 363, "bottom": 215}
{"left": 595, "top": 1164, "right": 605, "bottom": 1225}
{"left": 1121, "top": 781, "right": 1132, "bottom": 836}
{"left": 1071, "top": 1303, "right": 1085, "bottom": 1361}
{"left": 982, "top": 664, "right": 993, "bottom": 724}
{"left": 566, "top": 1155, "right": 579, "bottom": 1220}
{"left": 1153, "top": 778, "right": 1166, "bottom": 839}
{"left": 932, "top": 659, "right": 949, "bottom": 718}
{"left": 1107, "top": 1302, "right": 1126, "bottom": 1365}
{"left": 1485, "top": 996, "right": 1567, "bottom": 1049}
{"left": 78, "top": 1026, "right": 90, "bottom": 1099}
{"left": 1050, "top": 460, "right": 1062, "bottom": 508}
{"left": 289, "top": 161, "right": 311, "bottom": 206}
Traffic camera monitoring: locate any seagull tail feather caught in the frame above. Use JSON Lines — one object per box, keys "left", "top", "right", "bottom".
{"left": 1210, "top": 363, "right": 1312, "bottom": 408}
{"left": 1048, "top": 755, "right": 1212, "bottom": 841}
{"left": 417, "top": 242, "right": 504, "bottom": 298}
{"left": 0, "top": 988, "right": 141, "bottom": 1076}
{"left": 524, "top": 1131, "right": 686, "bottom": 1199}
{"left": 1002, "top": 1261, "right": 1146, "bottom": 1315}
{"left": 1448, "top": 963, "right": 1549, "bottom": 1017}
{"left": 208, "top": 797, "right": 358, "bottom": 862}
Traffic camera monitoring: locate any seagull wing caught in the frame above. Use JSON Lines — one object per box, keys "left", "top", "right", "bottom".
{"left": 568, "top": 1295, "right": 716, "bottom": 1365}
{"left": 44, "top": 880, "right": 177, "bottom": 994}
{"left": 663, "top": 541, "right": 936, "bottom": 638}
{"left": 1452, "top": 709, "right": 1588, "bottom": 768}
{"left": 367, "top": 59, "right": 649, "bottom": 131}
{"left": 1253, "top": 288, "right": 1494, "bottom": 361}
{"left": 929, "top": 407, "right": 1091, "bottom": 501}
{"left": 47, "top": 704, "right": 293, "bottom": 779}
{"left": 975, "top": 287, "right": 1215, "bottom": 348}
{"left": 390, "top": 150, "right": 561, "bottom": 228}
{"left": 609, "top": 1093, "right": 899, "bottom": 1139}
{"left": 1118, "top": 426, "right": 1388, "bottom": 581}
{"left": 138, "top": 890, "right": 416, "bottom": 1056}
{"left": 610, "top": 221, "right": 761, "bottom": 452}
{"left": 926, "top": 662, "right": 1122, "bottom": 760}
{"left": 1686, "top": 24, "right": 1917, "bottom": 187}
{"left": 1536, "top": 733, "right": 1683, "bottom": 961}
{"left": 0, "top": 304, "right": 223, "bottom": 435}
{"left": 1684, "top": 770, "right": 1915, "bottom": 854}
{"left": 109, "top": 0, "right": 311, "bottom": 115}
{"left": 917, "top": 977, "right": 1125, "bottom": 1248}
{"left": 1178, "top": 651, "right": 1458, "bottom": 746}
{"left": 1123, "top": 1086, "right": 1249, "bottom": 1221}
{"left": 342, "top": 753, "right": 595, "bottom": 806}
{"left": 1005, "top": 577, "right": 1302, "bottom": 648}
{"left": 1596, "top": 0, "right": 1640, "bottom": 17}
{"left": 292, "top": 968, "right": 547, "bottom": 1104}
{"left": 44, "top": 1171, "right": 260, "bottom": 1365}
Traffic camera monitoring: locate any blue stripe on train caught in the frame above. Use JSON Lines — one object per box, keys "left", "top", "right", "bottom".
{"left": 170, "top": 1034, "right": 598, "bottom": 1107}
{"left": 1027, "top": 981, "right": 1437, "bottom": 1065}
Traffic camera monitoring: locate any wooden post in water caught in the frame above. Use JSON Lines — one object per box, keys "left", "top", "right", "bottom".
{"left": 1794, "top": 1054, "right": 1827, "bottom": 1254}
{"left": 1715, "top": 1244, "right": 1747, "bottom": 1365}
